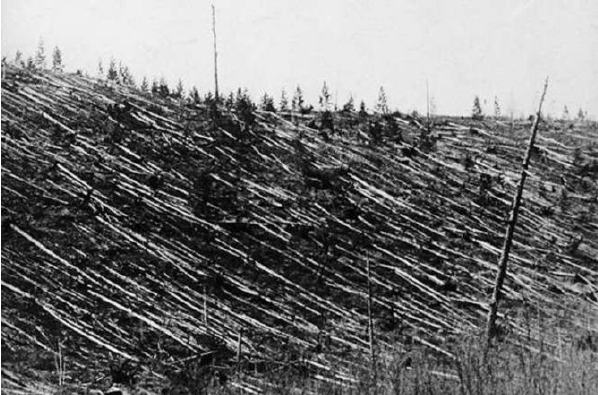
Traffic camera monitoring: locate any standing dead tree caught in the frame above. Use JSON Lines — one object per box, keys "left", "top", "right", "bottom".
{"left": 211, "top": 4, "right": 219, "bottom": 102}
{"left": 485, "top": 78, "right": 549, "bottom": 353}
{"left": 211, "top": 4, "right": 220, "bottom": 127}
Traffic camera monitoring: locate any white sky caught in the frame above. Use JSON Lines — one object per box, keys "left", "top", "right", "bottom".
{"left": 2, "top": 0, "right": 597, "bottom": 117}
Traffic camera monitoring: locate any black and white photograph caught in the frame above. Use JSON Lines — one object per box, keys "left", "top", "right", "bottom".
{"left": 1, "top": 1, "right": 597, "bottom": 393}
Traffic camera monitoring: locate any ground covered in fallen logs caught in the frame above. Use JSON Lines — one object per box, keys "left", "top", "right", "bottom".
{"left": 2, "top": 65, "right": 597, "bottom": 394}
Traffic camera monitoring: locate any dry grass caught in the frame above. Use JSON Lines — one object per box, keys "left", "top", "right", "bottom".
{"left": 241, "top": 334, "right": 598, "bottom": 395}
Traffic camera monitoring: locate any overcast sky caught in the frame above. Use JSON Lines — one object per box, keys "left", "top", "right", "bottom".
{"left": 2, "top": 0, "right": 597, "bottom": 117}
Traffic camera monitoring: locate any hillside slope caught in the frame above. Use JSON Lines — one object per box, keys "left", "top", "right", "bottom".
{"left": 2, "top": 65, "right": 597, "bottom": 392}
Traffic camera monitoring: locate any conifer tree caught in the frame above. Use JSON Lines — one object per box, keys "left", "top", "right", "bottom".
{"left": 52, "top": 46, "right": 63, "bottom": 72}
{"left": 26, "top": 56, "right": 35, "bottom": 70}
{"left": 173, "top": 79, "right": 184, "bottom": 99}
{"left": 292, "top": 86, "right": 304, "bottom": 112}
{"left": 14, "top": 50, "right": 23, "bottom": 67}
{"left": 494, "top": 96, "right": 501, "bottom": 118}
{"left": 342, "top": 95, "right": 355, "bottom": 113}
{"left": 151, "top": 79, "right": 160, "bottom": 96}
{"left": 158, "top": 77, "right": 170, "bottom": 98}
{"left": 34, "top": 38, "right": 46, "bottom": 69}
{"left": 472, "top": 95, "right": 483, "bottom": 120}
{"left": 234, "top": 89, "right": 256, "bottom": 127}
{"left": 260, "top": 93, "right": 276, "bottom": 112}
{"left": 319, "top": 81, "right": 331, "bottom": 111}
{"left": 225, "top": 92, "right": 234, "bottom": 109}
{"left": 375, "top": 87, "right": 389, "bottom": 114}
{"left": 107, "top": 59, "right": 119, "bottom": 82}
{"left": 562, "top": 105, "right": 570, "bottom": 120}
{"left": 140, "top": 77, "right": 149, "bottom": 93}
{"left": 359, "top": 100, "right": 368, "bottom": 117}
{"left": 189, "top": 86, "right": 201, "bottom": 104}
{"left": 97, "top": 60, "right": 104, "bottom": 79}
{"left": 204, "top": 91, "right": 214, "bottom": 105}
{"left": 280, "top": 89, "right": 289, "bottom": 111}
{"left": 118, "top": 63, "right": 135, "bottom": 86}
{"left": 577, "top": 108, "right": 585, "bottom": 121}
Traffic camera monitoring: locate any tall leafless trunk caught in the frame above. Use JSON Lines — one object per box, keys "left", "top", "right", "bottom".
{"left": 485, "top": 78, "right": 549, "bottom": 353}
{"left": 211, "top": 4, "right": 219, "bottom": 102}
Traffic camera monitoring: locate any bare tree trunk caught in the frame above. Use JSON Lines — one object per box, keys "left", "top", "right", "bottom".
{"left": 485, "top": 78, "right": 549, "bottom": 353}
{"left": 366, "top": 252, "right": 376, "bottom": 385}
{"left": 211, "top": 4, "right": 219, "bottom": 102}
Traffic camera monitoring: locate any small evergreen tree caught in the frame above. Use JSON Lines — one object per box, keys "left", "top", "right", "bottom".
{"left": 151, "top": 79, "right": 160, "bottom": 96}
{"left": 224, "top": 92, "right": 234, "bottom": 109}
{"left": 119, "top": 63, "right": 135, "bottom": 86}
{"left": 375, "top": 87, "right": 389, "bottom": 114}
{"left": 472, "top": 96, "right": 483, "bottom": 120}
{"left": 158, "top": 77, "right": 170, "bottom": 98}
{"left": 140, "top": 77, "right": 149, "bottom": 93}
{"left": 234, "top": 88, "right": 249, "bottom": 106}
{"left": 235, "top": 89, "right": 256, "bottom": 127}
{"left": 173, "top": 79, "right": 184, "bottom": 99}
{"left": 562, "top": 105, "right": 570, "bottom": 120}
{"left": 577, "top": 108, "right": 585, "bottom": 121}
{"left": 189, "top": 86, "right": 201, "bottom": 104}
{"left": 319, "top": 81, "right": 331, "bottom": 111}
{"left": 204, "top": 92, "right": 214, "bottom": 108}
{"left": 493, "top": 96, "right": 501, "bottom": 118}
{"left": 359, "top": 100, "right": 368, "bottom": 117}
{"left": 107, "top": 59, "right": 119, "bottom": 82}
{"left": 97, "top": 60, "right": 104, "bottom": 79}
{"left": 280, "top": 89, "right": 289, "bottom": 111}
{"left": 292, "top": 86, "right": 304, "bottom": 112}
{"left": 14, "top": 50, "right": 23, "bottom": 67}
{"left": 34, "top": 38, "right": 46, "bottom": 69}
{"left": 230, "top": 88, "right": 242, "bottom": 111}
{"left": 52, "top": 46, "right": 63, "bottom": 72}
{"left": 342, "top": 95, "right": 355, "bottom": 113}
{"left": 26, "top": 56, "right": 35, "bottom": 70}
{"left": 260, "top": 93, "right": 276, "bottom": 112}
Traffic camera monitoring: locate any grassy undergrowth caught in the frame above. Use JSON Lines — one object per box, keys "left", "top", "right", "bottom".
{"left": 248, "top": 336, "right": 598, "bottom": 395}
{"left": 29, "top": 328, "right": 596, "bottom": 395}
